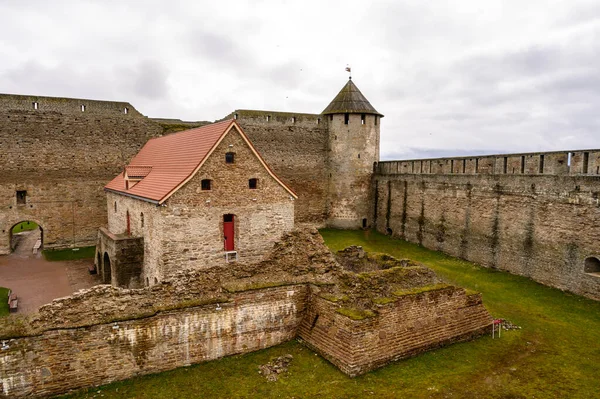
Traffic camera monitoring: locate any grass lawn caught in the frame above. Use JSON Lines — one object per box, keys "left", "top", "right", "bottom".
{"left": 43, "top": 246, "right": 96, "bottom": 261}
{"left": 58, "top": 230, "right": 600, "bottom": 399}
{"left": 11, "top": 221, "right": 39, "bottom": 234}
{"left": 0, "top": 287, "right": 9, "bottom": 317}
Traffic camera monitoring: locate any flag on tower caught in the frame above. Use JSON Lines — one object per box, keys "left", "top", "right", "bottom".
{"left": 345, "top": 66, "right": 351, "bottom": 72}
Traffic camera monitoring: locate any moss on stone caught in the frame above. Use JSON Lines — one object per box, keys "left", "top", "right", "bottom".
{"left": 335, "top": 307, "right": 376, "bottom": 320}
{"left": 393, "top": 283, "right": 450, "bottom": 297}
{"left": 373, "top": 297, "right": 396, "bottom": 305}
{"left": 319, "top": 293, "right": 350, "bottom": 303}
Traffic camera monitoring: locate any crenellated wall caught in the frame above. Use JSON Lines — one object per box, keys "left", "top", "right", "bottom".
{"left": 374, "top": 149, "right": 600, "bottom": 300}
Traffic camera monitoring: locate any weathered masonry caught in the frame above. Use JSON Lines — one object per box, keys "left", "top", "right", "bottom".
{"left": 374, "top": 150, "right": 600, "bottom": 300}
{"left": 1, "top": 79, "right": 382, "bottom": 254}
{"left": 0, "top": 94, "right": 163, "bottom": 254}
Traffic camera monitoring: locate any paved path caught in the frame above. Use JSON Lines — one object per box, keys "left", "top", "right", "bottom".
{"left": 0, "top": 229, "right": 100, "bottom": 314}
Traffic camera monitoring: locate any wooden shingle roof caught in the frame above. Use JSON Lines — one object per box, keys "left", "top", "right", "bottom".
{"left": 322, "top": 78, "right": 383, "bottom": 117}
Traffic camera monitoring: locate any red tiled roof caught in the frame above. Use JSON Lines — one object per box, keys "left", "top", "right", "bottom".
{"left": 105, "top": 119, "right": 297, "bottom": 203}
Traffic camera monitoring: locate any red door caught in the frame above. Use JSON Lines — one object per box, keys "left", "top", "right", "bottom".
{"left": 223, "top": 214, "right": 234, "bottom": 251}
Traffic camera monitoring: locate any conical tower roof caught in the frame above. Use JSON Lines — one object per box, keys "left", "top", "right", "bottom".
{"left": 322, "top": 78, "right": 383, "bottom": 117}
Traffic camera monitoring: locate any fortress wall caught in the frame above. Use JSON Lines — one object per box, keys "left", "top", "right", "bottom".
{"left": 0, "top": 100, "right": 163, "bottom": 252}
{"left": 229, "top": 110, "right": 329, "bottom": 225}
{"left": 0, "top": 284, "right": 309, "bottom": 398}
{"left": 374, "top": 155, "right": 600, "bottom": 300}
{"left": 0, "top": 93, "right": 142, "bottom": 116}
{"left": 298, "top": 286, "right": 491, "bottom": 377}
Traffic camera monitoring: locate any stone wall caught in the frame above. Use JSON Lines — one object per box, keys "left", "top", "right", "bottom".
{"left": 374, "top": 156, "right": 600, "bottom": 300}
{"left": 0, "top": 284, "right": 308, "bottom": 398}
{"left": 299, "top": 286, "right": 491, "bottom": 377}
{"left": 226, "top": 110, "right": 329, "bottom": 225}
{"left": 0, "top": 97, "right": 163, "bottom": 253}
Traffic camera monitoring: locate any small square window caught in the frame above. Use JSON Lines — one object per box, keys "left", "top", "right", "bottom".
{"left": 16, "top": 190, "right": 27, "bottom": 204}
{"left": 249, "top": 178, "right": 258, "bottom": 189}
{"left": 225, "top": 152, "right": 235, "bottom": 164}
{"left": 201, "top": 179, "right": 211, "bottom": 190}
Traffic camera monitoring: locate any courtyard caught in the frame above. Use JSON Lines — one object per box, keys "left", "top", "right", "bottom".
{"left": 0, "top": 228, "right": 99, "bottom": 314}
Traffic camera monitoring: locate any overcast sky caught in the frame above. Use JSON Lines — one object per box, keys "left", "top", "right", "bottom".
{"left": 1, "top": 0, "right": 599, "bottom": 160}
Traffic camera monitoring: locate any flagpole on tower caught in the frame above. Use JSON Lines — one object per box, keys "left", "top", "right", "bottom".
{"left": 345, "top": 65, "right": 352, "bottom": 80}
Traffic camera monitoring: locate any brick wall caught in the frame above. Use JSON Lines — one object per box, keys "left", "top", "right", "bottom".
{"left": 373, "top": 172, "right": 600, "bottom": 300}
{"left": 298, "top": 286, "right": 491, "bottom": 377}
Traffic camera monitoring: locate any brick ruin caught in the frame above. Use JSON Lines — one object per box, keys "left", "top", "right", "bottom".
{"left": 0, "top": 228, "right": 492, "bottom": 397}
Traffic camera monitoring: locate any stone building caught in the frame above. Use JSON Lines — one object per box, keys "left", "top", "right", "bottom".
{"left": 95, "top": 119, "right": 297, "bottom": 287}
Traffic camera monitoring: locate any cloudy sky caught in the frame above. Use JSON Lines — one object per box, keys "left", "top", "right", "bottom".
{"left": 1, "top": 1, "right": 599, "bottom": 160}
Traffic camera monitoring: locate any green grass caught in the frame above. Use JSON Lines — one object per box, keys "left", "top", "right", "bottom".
{"left": 43, "top": 246, "right": 96, "bottom": 261}
{"left": 0, "top": 287, "right": 9, "bottom": 317}
{"left": 11, "top": 221, "right": 38, "bottom": 234}
{"left": 57, "top": 229, "right": 600, "bottom": 399}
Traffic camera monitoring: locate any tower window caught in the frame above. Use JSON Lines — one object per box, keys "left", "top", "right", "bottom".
{"left": 80, "top": 104, "right": 86, "bottom": 112}
{"left": 124, "top": 107, "right": 129, "bottom": 114}
{"left": 249, "top": 178, "right": 258, "bottom": 189}
{"left": 329, "top": 115, "right": 333, "bottom": 121}
{"left": 266, "top": 115, "right": 271, "bottom": 122}
{"left": 225, "top": 152, "right": 235, "bottom": 164}
{"left": 234, "top": 113, "right": 238, "bottom": 119}
{"left": 33, "top": 102, "right": 39, "bottom": 110}
{"left": 361, "top": 114, "right": 365, "bottom": 125}
{"left": 317, "top": 118, "right": 321, "bottom": 125}
{"left": 344, "top": 113, "right": 349, "bottom": 125}
{"left": 374, "top": 115, "right": 378, "bottom": 126}
{"left": 291, "top": 116, "right": 296, "bottom": 123}
{"left": 201, "top": 179, "right": 212, "bottom": 190}
{"left": 16, "top": 190, "right": 27, "bottom": 204}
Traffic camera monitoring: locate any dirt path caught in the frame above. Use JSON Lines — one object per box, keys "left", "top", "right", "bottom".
{"left": 0, "top": 230, "right": 100, "bottom": 314}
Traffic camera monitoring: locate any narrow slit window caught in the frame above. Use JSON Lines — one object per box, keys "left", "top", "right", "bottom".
{"left": 583, "top": 152, "right": 589, "bottom": 174}
{"left": 521, "top": 156, "right": 525, "bottom": 174}
{"left": 329, "top": 115, "right": 333, "bottom": 121}
{"left": 266, "top": 115, "right": 271, "bottom": 122}
{"left": 539, "top": 155, "right": 545, "bottom": 174}
{"left": 291, "top": 116, "right": 296, "bottom": 123}
{"left": 317, "top": 118, "right": 321, "bottom": 124}
{"left": 124, "top": 107, "right": 129, "bottom": 114}
{"left": 234, "top": 113, "right": 238, "bottom": 120}
{"left": 344, "top": 113, "right": 349, "bottom": 125}
{"left": 249, "top": 178, "right": 258, "bottom": 189}
{"left": 80, "top": 104, "right": 86, "bottom": 112}
{"left": 374, "top": 115, "right": 378, "bottom": 125}
{"left": 361, "top": 114, "right": 365, "bottom": 125}
{"left": 114, "top": 201, "right": 117, "bottom": 212}
{"left": 140, "top": 212, "right": 144, "bottom": 228}
{"left": 16, "top": 190, "right": 26, "bottom": 204}
{"left": 33, "top": 102, "right": 38, "bottom": 110}
{"left": 201, "top": 179, "right": 212, "bottom": 190}
{"left": 225, "top": 152, "right": 235, "bottom": 164}
{"left": 503, "top": 157, "right": 508, "bottom": 174}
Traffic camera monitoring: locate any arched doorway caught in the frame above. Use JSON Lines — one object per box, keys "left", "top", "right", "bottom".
{"left": 9, "top": 221, "right": 43, "bottom": 256}
{"left": 103, "top": 252, "right": 112, "bottom": 284}
{"left": 584, "top": 257, "right": 600, "bottom": 275}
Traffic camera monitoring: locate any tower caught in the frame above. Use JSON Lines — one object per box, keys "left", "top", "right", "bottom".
{"left": 323, "top": 78, "right": 383, "bottom": 229}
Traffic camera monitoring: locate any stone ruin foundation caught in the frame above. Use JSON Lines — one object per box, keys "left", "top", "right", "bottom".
{"left": 0, "top": 230, "right": 492, "bottom": 398}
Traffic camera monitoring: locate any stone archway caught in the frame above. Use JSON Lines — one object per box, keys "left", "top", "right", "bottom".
{"left": 103, "top": 252, "right": 112, "bottom": 284}
{"left": 9, "top": 221, "right": 43, "bottom": 256}
{"left": 584, "top": 256, "right": 600, "bottom": 275}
